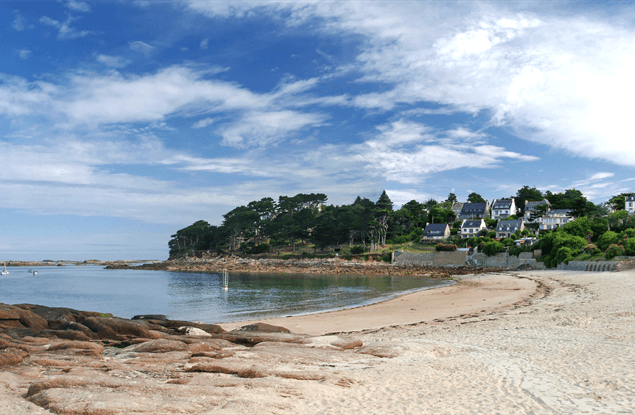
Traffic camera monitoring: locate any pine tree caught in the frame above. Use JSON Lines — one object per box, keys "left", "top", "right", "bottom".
{"left": 376, "top": 190, "right": 394, "bottom": 211}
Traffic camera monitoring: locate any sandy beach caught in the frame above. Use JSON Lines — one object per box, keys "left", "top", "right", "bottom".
{"left": 2, "top": 269, "right": 635, "bottom": 414}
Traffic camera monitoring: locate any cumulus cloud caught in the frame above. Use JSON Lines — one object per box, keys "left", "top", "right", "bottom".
{"left": 12, "top": 12, "right": 26, "bottom": 31}
{"left": 17, "top": 50, "right": 31, "bottom": 60}
{"left": 129, "top": 40, "right": 156, "bottom": 55}
{"left": 192, "top": 117, "right": 216, "bottom": 128}
{"left": 200, "top": 38, "right": 209, "bottom": 49}
{"left": 65, "top": 1, "right": 91, "bottom": 12}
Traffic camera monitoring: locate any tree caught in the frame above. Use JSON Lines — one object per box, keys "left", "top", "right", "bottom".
{"left": 376, "top": 190, "right": 394, "bottom": 212}
{"left": 529, "top": 204, "right": 549, "bottom": 222}
{"left": 468, "top": 192, "right": 485, "bottom": 203}
{"left": 446, "top": 193, "right": 457, "bottom": 204}
{"left": 423, "top": 198, "right": 438, "bottom": 210}
{"left": 515, "top": 186, "right": 543, "bottom": 214}
{"left": 608, "top": 193, "right": 635, "bottom": 211}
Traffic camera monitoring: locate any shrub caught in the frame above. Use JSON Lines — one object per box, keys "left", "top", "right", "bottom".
{"left": 487, "top": 231, "right": 497, "bottom": 239}
{"left": 483, "top": 241, "right": 505, "bottom": 256}
{"left": 583, "top": 244, "right": 600, "bottom": 255}
{"left": 381, "top": 252, "right": 393, "bottom": 262}
{"left": 501, "top": 238, "right": 515, "bottom": 247}
{"left": 605, "top": 244, "right": 625, "bottom": 259}
{"left": 622, "top": 238, "right": 635, "bottom": 256}
{"left": 597, "top": 231, "right": 619, "bottom": 251}
{"left": 435, "top": 243, "right": 458, "bottom": 252}
{"left": 554, "top": 247, "right": 576, "bottom": 265}
{"left": 350, "top": 245, "right": 365, "bottom": 255}
{"left": 536, "top": 230, "right": 588, "bottom": 268}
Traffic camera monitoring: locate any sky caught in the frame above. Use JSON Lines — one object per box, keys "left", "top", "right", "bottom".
{"left": 1, "top": 1, "right": 635, "bottom": 261}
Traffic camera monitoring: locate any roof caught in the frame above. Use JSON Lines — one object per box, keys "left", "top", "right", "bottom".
{"left": 461, "top": 202, "right": 487, "bottom": 214}
{"left": 496, "top": 220, "right": 524, "bottom": 232}
{"left": 423, "top": 223, "right": 449, "bottom": 236}
{"left": 462, "top": 220, "right": 484, "bottom": 228}
{"left": 525, "top": 199, "right": 551, "bottom": 210}
{"left": 451, "top": 202, "right": 464, "bottom": 211}
{"left": 547, "top": 209, "right": 572, "bottom": 216}
{"left": 492, "top": 199, "right": 513, "bottom": 209}
{"left": 627, "top": 195, "right": 635, "bottom": 202}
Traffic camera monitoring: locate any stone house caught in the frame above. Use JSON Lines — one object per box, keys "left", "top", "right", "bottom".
{"left": 422, "top": 223, "right": 451, "bottom": 240}
{"left": 460, "top": 219, "right": 487, "bottom": 238}
{"left": 496, "top": 219, "right": 525, "bottom": 239}
{"left": 450, "top": 202, "right": 464, "bottom": 219}
{"left": 491, "top": 198, "right": 517, "bottom": 220}
{"left": 540, "top": 209, "right": 573, "bottom": 230}
{"left": 459, "top": 201, "right": 490, "bottom": 220}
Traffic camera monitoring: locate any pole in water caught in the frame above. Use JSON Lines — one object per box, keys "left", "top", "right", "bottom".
{"left": 222, "top": 269, "right": 229, "bottom": 290}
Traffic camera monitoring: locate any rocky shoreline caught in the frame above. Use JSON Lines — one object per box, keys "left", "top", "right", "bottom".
{"left": 105, "top": 255, "right": 510, "bottom": 277}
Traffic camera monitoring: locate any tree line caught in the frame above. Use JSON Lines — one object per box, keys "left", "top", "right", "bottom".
{"left": 168, "top": 186, "right": 631, "bottom": 259}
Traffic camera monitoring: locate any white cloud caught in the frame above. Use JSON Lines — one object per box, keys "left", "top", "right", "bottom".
{"left": 96, "top": 54, "right": 131, "bottom": 68}
{"left": 192, "top": 117, "right": 216, "bottom": 128}
{"left": 200, "top": 38, "right": 209, "bottom": 50}
{"left": 65, "top": 1, "right": 91, "bottom": 12}
{"left": 129, "top": 41, "right": 155, "bottom": 55}
{"left": 12, "top": 12, "right": 26, "bottom": 31}
{"left": 186, "top": 2, "right": 635, "bottom": 168}
{"left": 17, "top": 49, "right": 31, "bottom": 60}
{"left": 39, "top": 14, "right": 94, "bottom": 40}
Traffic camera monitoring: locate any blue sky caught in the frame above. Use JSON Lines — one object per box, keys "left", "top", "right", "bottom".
{"left": 2, "top": 1, "right": 635, "bottom": 260}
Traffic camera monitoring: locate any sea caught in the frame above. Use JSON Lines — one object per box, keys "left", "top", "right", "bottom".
{"left": 0, "top": 265, "right": 451, "bottom": 323}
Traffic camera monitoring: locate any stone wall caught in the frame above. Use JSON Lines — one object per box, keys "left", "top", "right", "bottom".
{"left": 392, "top": 251, "right": 433, "bottom": 267}
{"left": 556, "top": 260, "right": 635, "bottom": 272}
{"left": 432, "top": 251, "right": 468, "bottom": 267}
{"left": 393, "top": 250, "right": 544, "bottom": 270}
{"left": 470, "top": 252, "right": 546, "bottom": 270}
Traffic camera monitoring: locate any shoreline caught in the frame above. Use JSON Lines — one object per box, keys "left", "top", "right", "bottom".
{"left": 219, "top": 272, "right": 539, "bottom": 335}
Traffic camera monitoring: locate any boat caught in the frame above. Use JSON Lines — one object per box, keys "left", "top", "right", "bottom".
{"left": 1, "top": 262, "right": 8, "bottom": 275}
{"left": 32, "top": 270, "right": 38, "bottom": 276}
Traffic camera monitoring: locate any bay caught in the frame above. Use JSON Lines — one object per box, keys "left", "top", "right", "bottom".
{"left": 0, "top": 266, "right": 451, "bottom": 323}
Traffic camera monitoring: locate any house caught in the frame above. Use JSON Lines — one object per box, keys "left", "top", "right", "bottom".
{"left": 491, "top": 198, "right": 517, "bottom": 219}
{"left": 540, "top": 209, "right": 573, "bottom": 230}
{"left": 496, "top": 219, "right": 525, "bottom": 239}
{"left": 450, "top": 202, "right": 464, "bottom": 218}
{"left": 627, "top": 195, "right": 635, "bottom": 214}
{"left": 459, "top": 201, "right": 490, "bottom": 220}
{"left": 524, "top": 199, "right": 551, "bottom": 222}
{"left": 422, "top": 223, "right": 451, "bottom": 240}
{"left": 460, "top": 219, "right": 487, "bottom": 238}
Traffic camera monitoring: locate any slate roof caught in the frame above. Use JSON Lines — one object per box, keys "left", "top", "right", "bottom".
{"left": 525, "top": 199, "right": 551, "bottom": 210}
{"left": 462, "top": 220, "right": 484, "bottom": 228}
{"left": 496, "top": 220, "right": 523, "bottom": 232}
{"left": 423, "top": 223, "right": 449, "bottom": 236}
{"left": 547, "top": 209, "right": 572, "bottom": 216}
{"left": 492, "top": 199, "right": 513, "bottom": 209}
{"left": 451, "top": 202, "right": 464, "bottom": 212}
{"left": 460, "top": 203, "right": 487, "bottom": 215}
{"left": 627, "top": 195, "right": 635, "bottom": 202}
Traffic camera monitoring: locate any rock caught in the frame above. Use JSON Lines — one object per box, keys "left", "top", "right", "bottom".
{"left": 178, "top": 326, "right": 212, "bottom": 337}
{"left": 82, "top": 317, "right": 157, "bottom": 340}
{"left": 47, "top": 329, "right": 93, "bottom": 342}
{"left": 220, "top": 331, "right": 309, "bottom": 346}
{"left": 156, "top": 320, "right": 225, "bottom": 335}
{"left": 186, "top": 362, "right": 269, "bottom": 378}
{"left": 121, "top": 339, "right": 188, "bottom": 354}
{"left": 357, "top": 343, "right": 405, "bottom": 358}
{"left": 2, "top": 306, "right": 49, "bottom": 332}
{"left": 0, "top": 347, "right": 28, "bottom": 367}
{"left": 236, "top": 322, "right": 291, "bottom": 333}
{"left": 298, "top": 335, "right": 363, "bottom": 350}
{"left": 48, "top": 341, "right": 104, "bottom": 357}
{"left": 0, "top": 306, "right": 21, "bottom": 320}
{"left": 132, "top": 314, "right": 167, "bottom": 320}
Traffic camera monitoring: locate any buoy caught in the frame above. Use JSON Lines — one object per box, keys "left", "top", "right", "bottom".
{"left": 222, "top": 269, "right": 228, "bottom": 290}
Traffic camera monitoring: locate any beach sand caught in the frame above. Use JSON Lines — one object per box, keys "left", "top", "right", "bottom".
{"left": 2, "top": 270, "right": 635, "bottom": 414}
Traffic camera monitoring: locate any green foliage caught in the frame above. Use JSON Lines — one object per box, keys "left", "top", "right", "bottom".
{"left": 608, "top": 193, "right": 635, "bottom": 211}
{"left": 477, "top": 229, "right": 489, "bottom": 237}
{"left": 597, "top": 231, "right": 619, "bottom": 251}
{"left": 376, "top": 190, "right": 394, "bottom": 212}
{"left": 605, "top": 244, "right": 625, "bottom": 260}
{"left": 537, "top": 230, "right": 588, "bottom": 268}
{"left": 487, "top": 231, "right": 497, "bottom": 239}
{"left": 483, "top": 241, "right": 505, "bottom": 256}
{"left": 590, "top": 217, "right": 608, "bottom": 242}
{"left": 561, "top": 217, "right": 592, "bottom": 239}
{"left": 515, "top": 186, "right": 544, "bottom": 214}
{"left": 484, "top": 218, "right": 497, "bottom": 229}
{"left": 446, "top": 192, "right": 458, "bottom": 204}
{"left": 622, "top": 238, "right": 635, "bottom": 256}
{"left": 380, "top": 252, "right": 393, "bottom": 262}
{"left": 435, "top": 243, "right": 458, "bottom": 252}
{"left": 468, "top": 192, "right": 485, "bottom": 203}
{"left": 501, "top": 238, "right": 515, "bottom": 247}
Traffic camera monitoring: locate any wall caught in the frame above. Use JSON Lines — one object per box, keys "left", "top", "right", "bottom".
{"left": 556, "top": 260, "right": 635, "bottom": 272}
{"left": 393, "top": 250, "right": 544, "bottom": 270}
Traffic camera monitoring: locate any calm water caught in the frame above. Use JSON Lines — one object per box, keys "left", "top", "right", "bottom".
{"left": 0, "top": 266, "right": 450, "bottom": 323}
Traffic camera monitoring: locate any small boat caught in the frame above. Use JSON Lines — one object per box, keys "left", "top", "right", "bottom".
{"left": 32, "top": 270, "right": 38, "bottom": 276}
{"left": 1, "top": 262, "right": 8, "bottom": 275}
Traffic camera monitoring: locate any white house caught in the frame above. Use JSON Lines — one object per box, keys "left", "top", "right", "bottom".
{"left": 491, "top": 198, "right": 517, "bottom": 220}
{"left": 540, "top": 209, "right": 573, "bottom": 230}
{"left": 460, "top": 219, "right": 487, "bottom": 238}
{"left": 626, "top": 195, "right": 635, "bottom": 214}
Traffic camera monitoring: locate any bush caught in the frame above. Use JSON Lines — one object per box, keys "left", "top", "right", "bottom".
{"left": 583, "top": 244, "right": 601, "bottom": 255}
{"left": 605, "top": 244, "right": 625, "bottom": 259}
{"left": 487, "top": 231, "right": 497, "bottom": 239}
{"left": 501, "top": 238, "right": 515, "bottom": 247}
{"left": 536, "top": 230, "right": 588, "bottom": 268}
{"left": 554, "top": 247, "right": 576, "bottom": 265}
{"left": 435, "top": 243, "right": 458, "bottom": 252}
{"left": 483, "top": 241, "right": 505, "bottom": 256}
{"left": 622, "top": 238, "right": 635, "bottom": 256}
{"left": 381, "top": 252, "right": 393, "bottom": 262}
{"left": 350, "top": 245, "right": 365, "bottom": 255}
{"left": 597, "top": 231, "right": 619, "bottom": 251}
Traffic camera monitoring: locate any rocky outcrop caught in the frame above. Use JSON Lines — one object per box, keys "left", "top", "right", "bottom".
{"left": 0, "top": 303, "right": 388, "bottom": 415}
